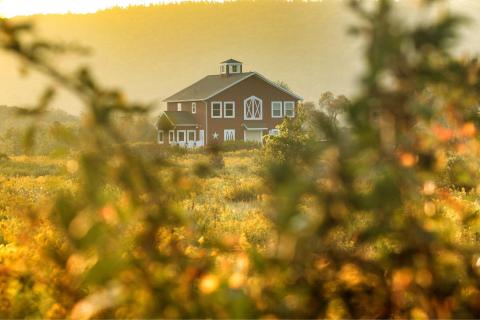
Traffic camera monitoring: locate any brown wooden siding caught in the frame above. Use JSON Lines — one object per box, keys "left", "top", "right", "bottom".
{"left": 205, "top": 74, "right": 299, "bottom": 143}
{"left": 165, "top": 74, "right": 300, "bottom": 145}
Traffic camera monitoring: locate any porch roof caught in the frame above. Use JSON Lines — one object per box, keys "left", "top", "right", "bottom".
{"left": 243, "top": 121, "right": 268, "bottom": 130}
{"left": 163, "top": 111, "right": 198, "bottom": 126}
{"left": 157, "top": 111, "right": 198, "bottom": 131}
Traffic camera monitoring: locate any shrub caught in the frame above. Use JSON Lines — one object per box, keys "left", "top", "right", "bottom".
{"left": 264, "top": 109, "right": 318, "bottom": 166}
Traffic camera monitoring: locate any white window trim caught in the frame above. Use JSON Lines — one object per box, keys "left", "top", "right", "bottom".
{"left": 192, "top": 102, "right": 196, "bottom": 114}
{"left": 211, "top": 101, "right": 222, "bottom": 118}
{"left": 177, "top": 130, "right": 186, "bottom": 143}
{"left": 157, "top": 130, "right": 164, "bottom": 144}
{"left": 230, "top": 64, "right": 241, "bottom": 74}
{"left": 284, "top": 101, "right": 295, "bottom": 118}
{"left": 187, "top": 130, "right": 196, "bottom": 142}
{"left": 244, "top": 96, "right": 263, "bottom": 120}
{"left": 224, "top": 129, "right": 235, "bottom": 141}
{"left": 177, "top": 103, "right": 182, "bottom": 111}
{"left": 223, "top": 101, "right": 235, "bottom": 118}
{"left": 271, "top": 101, "right": 283, "bottom": 118}
{"left": 169, "top": 130, "right": 175, "bottom": 143}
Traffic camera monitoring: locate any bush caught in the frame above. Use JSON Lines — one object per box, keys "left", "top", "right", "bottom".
{"left": 264, "top": 110, "right": 318, "bottom": 166}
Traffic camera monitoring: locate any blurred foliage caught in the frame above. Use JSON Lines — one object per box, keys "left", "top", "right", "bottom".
{"left": 1, "top": 0, "right": 480, "bottom": 318}
{"left": 318, "top": 91, "right": 351, "bottom": 127}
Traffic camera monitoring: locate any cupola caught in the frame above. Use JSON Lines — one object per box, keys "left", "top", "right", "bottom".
{"left": 220, "top": 59, "right": 242, "bottom": 76}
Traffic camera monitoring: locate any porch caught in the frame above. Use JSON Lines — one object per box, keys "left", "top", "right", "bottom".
{"left": 155, "top": 111, "right": 204, "bottom": 148}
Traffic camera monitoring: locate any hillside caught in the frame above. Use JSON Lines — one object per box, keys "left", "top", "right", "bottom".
{"left": 1, "top": 1, "right": 360, "bottom": 115}
{"left": 0, "top": 105, "right": 78, "bottom": 135}
{"left": 0, "top": 1, "right": 479, "bottom": 115}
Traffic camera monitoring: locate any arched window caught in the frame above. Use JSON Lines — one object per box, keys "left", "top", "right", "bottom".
{"left": 244, "top": 96, "right": 263, "bottom": 120}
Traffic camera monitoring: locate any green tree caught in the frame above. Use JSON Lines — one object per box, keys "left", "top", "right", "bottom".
{"left": 318, "top": 91, "right": 350, "bottom": 127}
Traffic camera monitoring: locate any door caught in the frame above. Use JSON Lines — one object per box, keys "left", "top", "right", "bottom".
{"left": 187, "top": 130, "right": 196, "bottom": 147}
{"left": 244, "top": 130, "right": 263, "bottom": 143}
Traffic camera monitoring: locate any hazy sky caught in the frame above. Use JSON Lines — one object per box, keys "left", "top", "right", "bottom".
{"left": 0, "top": 0, "right": 478, "bottom": 115}
{"left": 0, "top": 0, "right": 223, "bottom": 17}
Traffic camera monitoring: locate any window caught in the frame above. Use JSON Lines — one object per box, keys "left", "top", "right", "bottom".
{"left": 211, "top": 102, "right": 222, "bottom": 118}
{"left": 284, "top": 101, "right": 295, "bottom": 118}
{"left": 231, "top": 65, "right": 238, "bottom": 73}
{"left": 169, "top": 130, "right": 175, "bottom": 143}
{"left": 187, "top": 130, "right": 196, "bottom": 142}
{"left": 157, "top": 130, "right": 164, "bottom": 144}
{"left": 177, "top": 103, "right": 182, "bottom": 111}
{"left": 269, "top": 129, "right": 280, "bottom": 136}
{"left": 224, "top": 129, "right": 235, "bottom": 141}
{"left": 221, "top": 65, "right": 225, "bottom": 73}
{"left": 224, "top": 102, "right": 235, "bottom": 118}
{"left": 271, "top": 101, "right": 283, "bottom": 118}
{"left": 177, "top": 130, "right": 186, "bottom": 143}
{"left": 192, "top": 102, "right": 196, "bottom": 114}
{"left": 244, "top": 96, "right": 263, "bottom": 120}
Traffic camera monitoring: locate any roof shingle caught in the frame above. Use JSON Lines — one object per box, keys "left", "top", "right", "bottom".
{"left": 163, "top": 111, "right": 198, "bottom": 125}
{"left": 221, "top": 59, "right": 242, "bottom": 64}
{"left": 164, "top": 72, "right": 255, "bottom": 102}
{"left": 164, "top": 72, "right": 302, "bottom": 102}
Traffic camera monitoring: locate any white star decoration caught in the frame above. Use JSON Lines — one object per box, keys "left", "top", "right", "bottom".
{"left": 213, "top": 132, "right": 219, "bottom": 139}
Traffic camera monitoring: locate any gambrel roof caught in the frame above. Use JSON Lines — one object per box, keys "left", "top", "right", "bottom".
{"left": 164, "top": 72, "right": 302, "bottom": 102}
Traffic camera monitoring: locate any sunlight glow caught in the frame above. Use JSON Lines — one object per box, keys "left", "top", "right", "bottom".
{"left": 0, "top": 0, "right": 223, "bottom": 18}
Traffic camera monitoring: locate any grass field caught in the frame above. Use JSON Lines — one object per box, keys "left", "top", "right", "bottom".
{"left": 1, "top": 147, "right": 479, "bottom": 318}
{"left": 0, "top": 150, "right": 274, "bottom": 316}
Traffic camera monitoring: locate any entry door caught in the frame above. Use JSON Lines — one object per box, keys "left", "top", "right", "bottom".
{"left": 244, "top": 130, "right": 263, "bottom": 143}
{"left": 187, "top": 130, "right": 196, "bottom": 143}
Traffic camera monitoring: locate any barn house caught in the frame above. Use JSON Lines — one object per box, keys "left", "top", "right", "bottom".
{"left": 156, "top": 59, "right": 302, "bottom": 147}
